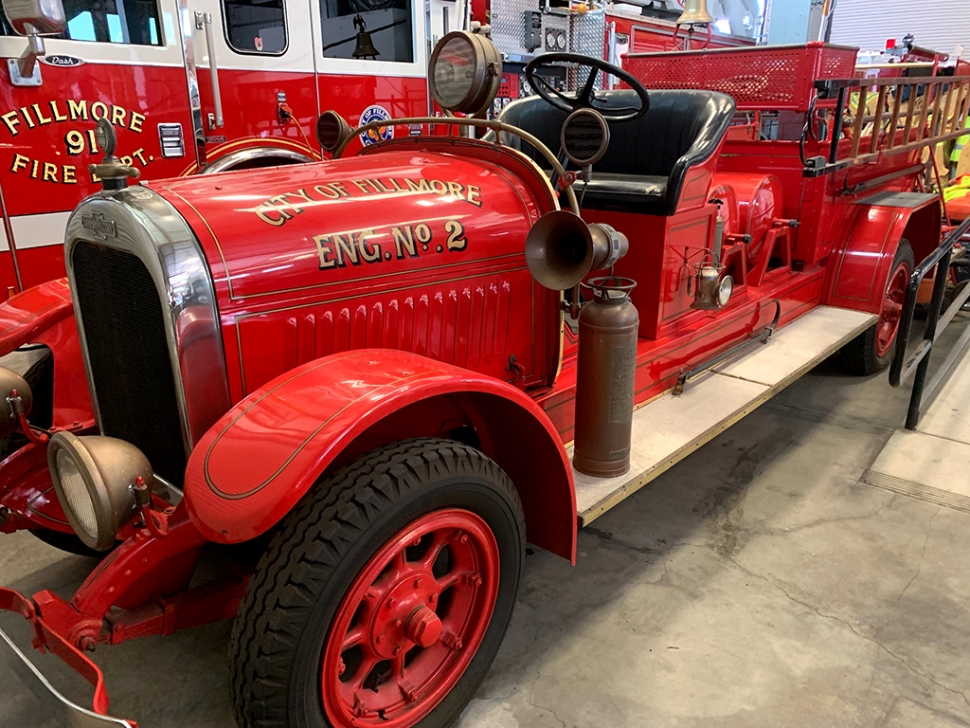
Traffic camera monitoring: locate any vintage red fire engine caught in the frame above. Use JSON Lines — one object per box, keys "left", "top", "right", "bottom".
{"left": 0, "top": 20, "right": 968, "bottom": 728}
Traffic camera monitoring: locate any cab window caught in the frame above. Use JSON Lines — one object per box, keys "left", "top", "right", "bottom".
{"left": 222, "top": 0, "right": 287, "bottom": 54}
{"left": 0, "top": 0, "right": 163, "bottom": 45}
{"left": 320, "top": 0, "right": 413, "bottom": 63}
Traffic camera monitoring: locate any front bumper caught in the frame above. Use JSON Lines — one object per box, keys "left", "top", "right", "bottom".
{"left": 0, "top": 587, "right": 135, "bottom": 728}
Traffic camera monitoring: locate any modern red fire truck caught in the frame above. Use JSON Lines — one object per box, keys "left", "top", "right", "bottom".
{"left": 0, "top": 19, "right": 968, "bottom": 728}
{"left": 0, "top": 0, "right": 754, "bottom": 298}
{"left": 0, "top": 0, "right": 468, "bottom": 295}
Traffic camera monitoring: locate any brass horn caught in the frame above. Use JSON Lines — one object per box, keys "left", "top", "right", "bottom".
{"left": 676, "top": 0, "right": 714, "bottom": 25}
{"left": 525, "top": 211, "right": 630, "bottom": 291}
{"left": 526, "top": 211, "right": 594, "bottom": 291}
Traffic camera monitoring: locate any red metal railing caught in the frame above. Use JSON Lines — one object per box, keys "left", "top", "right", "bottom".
{"left": 624, "top": 42, "right": 857, "bottom": 112}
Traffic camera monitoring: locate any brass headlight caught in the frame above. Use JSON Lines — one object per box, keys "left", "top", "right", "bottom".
{"left": 47, "top": 432, "right": 154, "bottom": 551}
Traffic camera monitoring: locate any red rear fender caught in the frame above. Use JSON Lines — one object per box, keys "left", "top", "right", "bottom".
{"left": 823, "top": 199, "right": 940, "bottom": 312}
{"left": 184, "top": 349, "right": 576, "bottom": 562}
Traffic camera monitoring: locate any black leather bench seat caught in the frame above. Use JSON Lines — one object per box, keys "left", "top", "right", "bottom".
{"left": 579, "top": 173, "right": 669, "bottom": 216}
{"left": 498, "top": 89, "right": 736, "bottom": 216}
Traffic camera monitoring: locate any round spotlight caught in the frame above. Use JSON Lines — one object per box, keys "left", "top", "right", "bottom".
{"left": 316, "top": 110, "right": 353, "bottom": 154}
{"left": 47, "top": 432, "right": 154, "bottom": 551}
{"left": 428, "top": 31, "right": 502, "bottom": 116}
{"left": 0, "top": 366, "right": 32, "bottom": 439}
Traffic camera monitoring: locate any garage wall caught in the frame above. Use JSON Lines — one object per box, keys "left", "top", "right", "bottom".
{"left": 828, "top": 0, "right": 970, "bottom": 56}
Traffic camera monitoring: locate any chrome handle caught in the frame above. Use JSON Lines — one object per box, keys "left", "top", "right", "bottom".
{"left": 195, "top": 11, "right": 224, "bottom": 129}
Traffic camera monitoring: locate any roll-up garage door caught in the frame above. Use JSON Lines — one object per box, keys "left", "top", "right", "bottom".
{"left": 829, "top": 0, "right": 970, "bottom": 56}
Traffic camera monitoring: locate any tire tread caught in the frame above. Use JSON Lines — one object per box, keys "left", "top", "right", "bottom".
{"left": 229, "top": 438, "right": 523, "bottom": 728}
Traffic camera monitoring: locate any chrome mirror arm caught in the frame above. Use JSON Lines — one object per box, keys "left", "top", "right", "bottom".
{"left": 16, "top": 24, "right": 45, "bottom": 79}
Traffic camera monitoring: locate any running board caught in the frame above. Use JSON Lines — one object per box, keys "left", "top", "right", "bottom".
{"left": 572, "top": 306, "right": 877, "bottom": 526}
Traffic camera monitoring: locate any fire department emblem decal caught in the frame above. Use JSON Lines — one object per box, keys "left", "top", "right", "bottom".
{"left": 359, "top": 105, "right": 393, "bottom": 146}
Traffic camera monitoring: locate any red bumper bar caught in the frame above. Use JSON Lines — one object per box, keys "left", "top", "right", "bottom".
{"left": 0, "top": 587, "right": 136, "bottom": 728}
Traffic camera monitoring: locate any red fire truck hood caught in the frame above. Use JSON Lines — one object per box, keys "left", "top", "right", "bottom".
{"left": 142, "top": 148, "right": 553, "bottom": 308}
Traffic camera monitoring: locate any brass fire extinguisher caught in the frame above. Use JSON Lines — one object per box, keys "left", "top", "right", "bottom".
{"left": 573, "top": 277, "right": 639, "bottom": 478}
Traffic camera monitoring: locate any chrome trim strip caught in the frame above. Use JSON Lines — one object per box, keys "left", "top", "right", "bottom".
{"left": 175, "top": 0, "right": 206, "bottom": 170}
{"left": 64, "top": 187, "right": 231, "bottom": 455}
{"left": 0, "top": 628, "right": 135, "bottom": 728}
{"left": 200, "top": 146, "right": 312, "bottom": 174}
{"left": 196, "top": 11, "right": 224, "bottom": 128}
{"left": 0, "top": 179, "right": 23, "bottom": 291}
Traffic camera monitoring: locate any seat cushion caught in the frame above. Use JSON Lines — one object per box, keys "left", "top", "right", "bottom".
{"left": 579, "top": 174, "right": 669, "bottom": 215}
{"left": 498, "top": 89, "right": 736, "bottom": 216}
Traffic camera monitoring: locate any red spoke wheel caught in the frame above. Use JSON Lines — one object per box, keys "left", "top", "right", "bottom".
{"left": 321, "top": 510, "right": 499, "bottom": 726}
{"left": 840, "top": 240, "right": 914, "bottom": 376}
{"left": 874, "top": 262, "right": 909, "bottom": 359}
{"left": 230, "top": 439, "right": 525, "bottom": 728}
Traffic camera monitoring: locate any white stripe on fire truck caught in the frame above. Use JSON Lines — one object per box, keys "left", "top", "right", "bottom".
{"left": 9, "top": 212, "right": 72, "bottom": 251}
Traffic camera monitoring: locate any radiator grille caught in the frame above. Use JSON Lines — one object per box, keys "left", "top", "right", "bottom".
{"left": 72, "top": 241, "right": 187, "bottom": 486}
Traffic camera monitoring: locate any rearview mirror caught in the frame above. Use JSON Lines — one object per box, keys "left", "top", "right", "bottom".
{"left": 1, "top": 0, "right": 66, "bottom": 85}
{"left": 1, "top": 0, "right": 65, "bottom": 35}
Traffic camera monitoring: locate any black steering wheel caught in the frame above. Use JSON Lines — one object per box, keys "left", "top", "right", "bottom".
{"left": 524, "top": 53, "right": 650, "bottom": 122}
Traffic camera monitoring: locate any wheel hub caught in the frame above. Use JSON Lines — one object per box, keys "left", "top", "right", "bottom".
{"left": 320, "top": 509, "right": 500, "bottom": 728}
{"left": 369, "top": 571, "right": 440, "bottom": 658}
{"left": 876, "top": 262, "right": 910, "bottom": 358}
{"left": 406, "top": 606, "right": 442, "bottom": 648}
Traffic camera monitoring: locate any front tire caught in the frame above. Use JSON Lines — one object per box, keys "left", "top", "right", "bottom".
{"left": 840, "top": 240, "right": 914, "bottom": 376}
{"left": 230, "top": 438, "right": 525, "bottom": 728}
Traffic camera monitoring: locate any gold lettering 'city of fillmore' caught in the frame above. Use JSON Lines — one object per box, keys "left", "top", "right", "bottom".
{"left": 254, "top": 179, "right": 484, "bottom": 226}
{"left": 2, "top": 99, "right": 149, "bottom": 185}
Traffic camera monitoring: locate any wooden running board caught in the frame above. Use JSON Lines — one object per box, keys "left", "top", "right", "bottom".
{"left": 571, "top": 306, "right": 877, "bottom": 526}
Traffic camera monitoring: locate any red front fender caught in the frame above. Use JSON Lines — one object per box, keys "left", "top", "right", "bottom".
{"left": 185, "top": 349, "right": 576, "bottom": 560}
{"left": 0, "top": 278, "right": 74, "bottom": 355}
{"left": 0, "top": 279, "right": 94, "bottom": 534}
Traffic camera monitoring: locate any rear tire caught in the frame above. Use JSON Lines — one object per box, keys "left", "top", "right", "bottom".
{"left": 29, "top": 528, "right": 104, "bottom": 557}
{"left": 840, "top": 240, "right": 914, "bottom": 376}
{"left": 229, "top": 438, "right": 525, "bottom": 728}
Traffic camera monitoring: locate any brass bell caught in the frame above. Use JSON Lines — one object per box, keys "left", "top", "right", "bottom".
{"left": 352, "top": 14, "right": 380, "bottom": 58}
{"left": 676, "top": 0, "right": 714, "bottom": 25}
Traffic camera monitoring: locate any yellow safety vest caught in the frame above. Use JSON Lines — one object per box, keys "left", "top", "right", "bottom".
{"left": 952, "top": 114, "right": 970, "bottom": 163}
{"left": 943, "top": 174, "right": 970, "bottom": 202}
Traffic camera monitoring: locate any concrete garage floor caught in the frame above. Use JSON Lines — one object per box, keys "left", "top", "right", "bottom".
{"left": 2, "top": 334, "right": 970, "bottom": 727}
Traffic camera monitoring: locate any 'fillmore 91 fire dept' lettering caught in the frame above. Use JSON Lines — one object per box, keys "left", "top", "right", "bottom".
{"left": 315, "top": 219, "right": 468, "bottom": 270}
{"left": 2, "top": 99, "right": 150, "bottom": 185}
{"left": 254, "top": 179, "right": 484, "bottom": 226}
{"left": 1, "top": 100, "right": 145, "bottom": 136}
